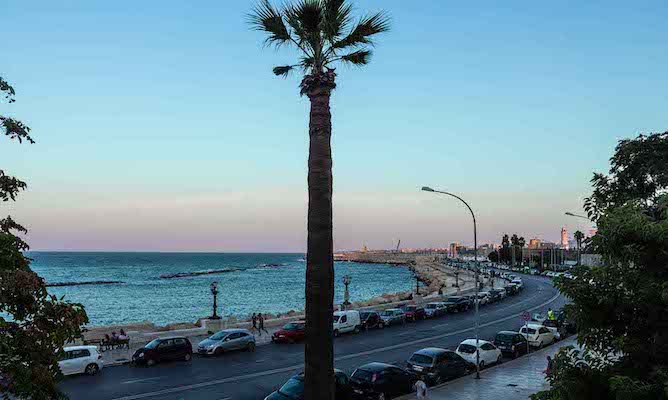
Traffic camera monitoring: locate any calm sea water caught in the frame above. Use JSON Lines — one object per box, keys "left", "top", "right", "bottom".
{"left": 27, "top": 252, "right": 413, "bottom": 327}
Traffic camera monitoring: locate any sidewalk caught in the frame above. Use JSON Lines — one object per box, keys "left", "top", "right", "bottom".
{"left": 400, "top": 336, "right": 577, "bottom": 400}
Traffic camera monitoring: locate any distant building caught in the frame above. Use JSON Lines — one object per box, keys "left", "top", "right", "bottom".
{"left": 528, "top": 238, "right": 542, "bottom": 249}
{"left": 540, "top": 242, "right": 557, "bottom": 249}
{"left": 588, "top": 228, "right": 598, "bottom": 237}
{"left": 449, "top": 242, "right": 459, "bottom": 258}
{"left": 568, "top": 239, "right": 577, "bottom": 249}
{"left": 560, "top": 228, "right": 569, "bottom": 249}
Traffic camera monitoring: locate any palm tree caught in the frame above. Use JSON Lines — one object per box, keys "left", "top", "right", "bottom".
{"left": 574, "top": 230, "right": 584, "bottom": 265}
{"left": 518, "top": 236, "right": 526, "bottom": 265}
{"left": 249, "top": 2, "right": 389, "bottom": 399}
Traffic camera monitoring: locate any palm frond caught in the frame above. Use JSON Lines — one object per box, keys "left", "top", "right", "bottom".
{"left": 285, "top": 0, "right": 323, "bottom": 45}
{"left": 332, "top": 11, "right": 390, "bottom": 49}
{"left": 273, "top": 65, "right": 296, "bottom": 77}
{"left": 300, "top": 56, "right": 315, "bottom": 71}
{"left": 339, "top": 49, "right": 371, "bottom": 65}
{"left": 322, "top": 0, "right": 353, "bottom": 42}
{"left": 248, "top": 0, "right": 291, "bottom": 47}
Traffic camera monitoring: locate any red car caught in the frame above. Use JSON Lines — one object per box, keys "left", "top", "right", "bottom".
{"left": 272, "top": 321, "right": 306, "bottom": 344}
{"left": 402, "top": 305, "right": 426, "bottom": 321}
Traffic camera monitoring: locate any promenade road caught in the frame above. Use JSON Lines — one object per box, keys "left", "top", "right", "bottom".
{"left": 60, "top": 274, "right": 566, "bottom": 400}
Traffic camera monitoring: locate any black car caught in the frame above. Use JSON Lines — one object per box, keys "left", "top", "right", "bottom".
{"left": 442, "top": 296, "right": 470, "bottom": 312}
{"left": 406, "top": 347, "right": 470, "bottom": 385}
{"left": 360, "top": 311, "right": 384, "bottom": 330}
{"left": 557, "top": 308, "right": 577, "bottom": 334}
{"left": 504, "top": 285, "right": 518, "bottom": 296}
{"left": 265, "top": 369, "right": 352, "bottom": 400}
{"left": 493, "top": 331, "right": 528, "bottom": 358}
{"left": 132, "top": 337, "right": 192, "bottom": 366}
{"left": 488, "top": 289, "right": 503, "bottom": 303}
{"left": 350, "top": 362, "right": 415, "bottom": 399}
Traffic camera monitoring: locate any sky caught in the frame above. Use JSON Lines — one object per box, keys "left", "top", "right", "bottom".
{"left": 2, "top": 0, "right": 667, "bottom": 252}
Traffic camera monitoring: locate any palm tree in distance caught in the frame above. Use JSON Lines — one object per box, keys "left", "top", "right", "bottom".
{"left": 248, "top": 1, "right": 389, "bottom": 399}
{"left": 574, "top": 230, "right": 584, "bottom": 265}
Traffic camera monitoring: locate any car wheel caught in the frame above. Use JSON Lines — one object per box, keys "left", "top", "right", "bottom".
{"left": 433, "top": 375, "right": 443, "bottom": 386}
{"left": 497, "top": 354, "right": 502, "bottom": 364}
{"left": 377, "top": 393, "right": 387, "bottom": 400}
{"left": 247, "top": 342, "right": 256, "bottom": 352}
{"left": 184, "top": 353, "right": 192, "bottom": 362}
{"left": 333, "top": 329, "right": 340, "bottom": 337}
{"left": 537, "top": 341, "right": 544, "bottom": 349}
{"left": 353, "top": 325, "right": 361, "bottom": 334}
{"left": 214, "top": 347, "right": 224, "bottom": 356}
{"left": 85, "top": 363, "right": 99, "bottom": 376}
{"left": 378, "top": 322, "right": 384, "bottom": 329}
{"left": 512, "top": 349, "right": 519, "bottom": 359}
{"left": 479, "top": 360, "right": 485, "bottom": 369}
{"left": 147, "top": 359, "right": 156, "bottom": 367}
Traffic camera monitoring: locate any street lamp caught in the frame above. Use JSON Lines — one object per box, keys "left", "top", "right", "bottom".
{"left": 342, "top": 275, "right": 352, "bottom": 310}
{"left": 564, "top": 212, "right": 589, "bottom": 220}
{"left": 422, "top": 186, "right": 481, "bottom": 379}
{"left": 209, "top": 281, "right": 221, "bottom": 320}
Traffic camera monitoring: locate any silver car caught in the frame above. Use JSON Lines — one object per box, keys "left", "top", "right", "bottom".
{"left": 197, "top": 329, "right": 256, "bottom": 355}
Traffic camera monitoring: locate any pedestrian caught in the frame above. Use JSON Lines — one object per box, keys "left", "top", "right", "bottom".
{"left": 544, "top": 356, "right": 554, "bottom": 378}
{"left": 258, "top": 313, "right": 269, "bottom": 335}
{"left": 547, "top": 308, "right": 555, "bottom": 321}
{"left": 415, "top": 379, "right": 428, "bottom": 400}
{"left": 251, "top": 313, "right": 258, "bottom": 333}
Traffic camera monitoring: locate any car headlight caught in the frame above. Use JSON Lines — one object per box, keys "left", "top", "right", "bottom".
{"left": 138, "top": 353, "right": 144, "bottom": 358}
{"left": 208, "top": 344, "right": 216, "bottom": 349}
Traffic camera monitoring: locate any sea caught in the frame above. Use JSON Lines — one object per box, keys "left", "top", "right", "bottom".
{"left": 27, "top": 252, "right": 414, "bottom": 327}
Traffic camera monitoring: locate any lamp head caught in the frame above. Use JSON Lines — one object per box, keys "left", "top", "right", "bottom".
{"left": 565, "top": 212, "right": 574, "bottom": 216}
{"left": 421, "top": 186, "right": 435, "bottom": 192}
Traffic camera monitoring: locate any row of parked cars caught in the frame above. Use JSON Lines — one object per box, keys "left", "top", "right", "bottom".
{"left": 265, "top": 306, "right": 576, "bottom": 399}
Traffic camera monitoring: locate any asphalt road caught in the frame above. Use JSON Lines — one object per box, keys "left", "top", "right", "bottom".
{"left": 60, "top": 274, "right": 565, "bottom": 400}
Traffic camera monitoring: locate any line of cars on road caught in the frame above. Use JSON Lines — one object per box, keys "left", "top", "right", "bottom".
{"left": 264, "top": 307, "right": 575, "bottom": 400}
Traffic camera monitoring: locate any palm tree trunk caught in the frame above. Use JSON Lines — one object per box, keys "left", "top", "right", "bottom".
{"left": 304, "top": 84, "right": 335, "bottom": 400}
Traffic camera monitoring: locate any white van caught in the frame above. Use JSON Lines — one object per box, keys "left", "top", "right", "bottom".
{"left": 333, "top": 310, "right": 362, "bottom": 337}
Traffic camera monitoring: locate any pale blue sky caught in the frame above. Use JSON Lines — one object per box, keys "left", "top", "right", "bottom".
{"left": 2, "top": 0, "right": 666, "bottom": 251}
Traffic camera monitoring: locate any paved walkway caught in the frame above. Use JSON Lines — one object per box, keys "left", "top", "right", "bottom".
{"left": 400, "top": 336, "right": 577, "bottom": 400}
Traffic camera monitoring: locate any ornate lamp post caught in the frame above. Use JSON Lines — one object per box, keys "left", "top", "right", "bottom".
{"left": 209, "top": 281, "right": 221, "bottom": 320}
{"left": 342, "top": 275, "right": 352, "bottom": 310}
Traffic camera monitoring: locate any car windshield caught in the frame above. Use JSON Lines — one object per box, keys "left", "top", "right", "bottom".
{"left": 495, "top": 333, "right": 515, "bottom": 343}
{"left": 425, "top": 304, "right": 437, "bottom": 309}
{"left": 381, "top": 310, "right": 394, "bottom": 316}
{"left": 145, "top": 339, "right": 162, "bottom": 349}
{"left": 278, "top": 376, "right": 304, "bottom": 398}
{"left": 543, "top": 320, "right": 558, "bottom": 327}
{"left": 409, "top": 354, "right": 433, "bottom": 365}
{"left": 351, "top": 369, "right": 374, "bottom": 382}
{"left": 403, "top": 306, "right": 416, "bottom": 311}
{"left": 360, "top": 312, "right": 372, "bottom": 319}
{"left": 333, "top": 316, "right": 341, "bottom": 323}
{"left": 521, "top": 328, "right": 537, "bottom": 335}
{"left": 210, "top": 331, "right": 228, "bottom": 341}
{"left": 458, "top": 344, "right": 477, "bottom": 354}
{"left": 282, "top": 323, "right": 300, "bottom": 330}
{"left": 447, "top": 297, "right": 460, "bottom": 302}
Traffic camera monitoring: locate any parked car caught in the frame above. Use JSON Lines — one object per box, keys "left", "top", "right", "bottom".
{"left": 334, "top": 310, "right": 362, "bottom": 337}
{"left": 197, "top": 328, "right": 255, "bottom": 355}
{"left": 350, "top": 362, "right": 415, "bottom": 399}
{"left": 511, "top": 279, "right": 523, "bottom": 289}
{"left": 504, "top": 285, "right": 518, "bottom": 296}
{"left": 531, "top": 313, "right": 546, "bottom": 324}
{"left": 493, "top": 331, "right": 529, "bottom": 359}
{"left": 264, "top": 369, "right": 352, "bottom": 400}
{"left": 519, "top": 324, "right": 556, "bottom": 348}
{"left": 406, "top": 347, "right": 470, "bottom": 385}
{"left": 379, "top": 308, "right": 406, "bottom": 326}
{"left": 443, "top": 296, "right": 470, "bottom": 312}
{"left": 541, "top": 319, "right": 562, "bottom": 340}
{"left": 132, "top": 337, "right": 192, "bottom": 366}
{"left": 360, "top": 311, "right": 384, "bottom": 330}
{"left": 557, "top": 308, "right": 577, "bottom": 334}
{"left": 476, "top": 292, "right": 490, "bottom": 305}
{"left": 455, "top": 339, "right": 502, "bottom": 369}
{"left": 424, "top": 302, "right": 448, "bottom": 318}
{"left": 272, "top": 321, "right": 306, "bottom": 343}
{"left": 59, "top": 346, "right": 103, "bottom": 376}
{"left": 401, "top": 305, "right": 426, "bottom": 322}
{"left": 489, "top": 289, "right": 505, "bottom": 301}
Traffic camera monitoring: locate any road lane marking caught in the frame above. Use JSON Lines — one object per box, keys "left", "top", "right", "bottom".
{"left": 121, "top": 377, "right": 166, "bottom": 385}
{"left": 111, "top": 288, "right": 561, "bottom": 400}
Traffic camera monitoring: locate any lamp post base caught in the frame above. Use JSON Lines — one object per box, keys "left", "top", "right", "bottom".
{"left": 208, "top": 315, "right": 222, "bottom": 320}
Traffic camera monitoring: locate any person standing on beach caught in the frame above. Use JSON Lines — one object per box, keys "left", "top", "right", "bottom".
{"left": 258, "top": 313, "right": 269, "bottom": 335}
{"left": 251, "top": 313, "right": 258, "bottom": 333}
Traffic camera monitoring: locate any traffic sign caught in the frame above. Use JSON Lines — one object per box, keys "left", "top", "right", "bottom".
{"left": 521, "top": 311, "right": 531, "bottom": 322}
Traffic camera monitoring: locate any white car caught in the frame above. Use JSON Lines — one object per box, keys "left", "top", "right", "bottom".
{"left": 455, "top": 339, "right": 502, "bottom": 369}
{"left": 333, "top": 310, "right": 362, "bottom": 336}
{"left": 59, "top": 346, "right": 103, "bottom": 376}
{"left": 511, "top": 279, "right": 523, "bottom": 289}
{"left": 519, "top": 324, "right": 556, "bottom": 348}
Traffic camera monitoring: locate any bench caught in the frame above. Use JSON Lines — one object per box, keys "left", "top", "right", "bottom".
{"left": 84, "top": 338, "right": 130, "bottom": 352}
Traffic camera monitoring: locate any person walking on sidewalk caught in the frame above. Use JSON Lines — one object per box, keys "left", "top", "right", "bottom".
{"left": 544, "top": 356, "right": 555, "bottom": 378}
{"left": 251, "top": 313, "right": 258, "bottom": 333}
{"left": 415, "top": 379, "right": 428, "bottom": 400}
{"left": 258, "top": 313, "right": 269, "bottom": 335}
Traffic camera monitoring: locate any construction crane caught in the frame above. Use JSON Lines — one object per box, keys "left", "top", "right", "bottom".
{"left": 395, "top": 239, "right": 401, "bottom": 252}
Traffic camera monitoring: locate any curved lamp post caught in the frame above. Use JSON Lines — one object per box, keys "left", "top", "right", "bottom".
{"left": 564, "top": 211, "right": 589, "bottom": 220}
{"left": 422, "top": 186, "right": 481, "bottom": 379}
{"left": 209, "top": 281, "right": 221, "bottom": 320}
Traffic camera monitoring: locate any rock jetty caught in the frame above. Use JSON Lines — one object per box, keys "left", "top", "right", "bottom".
{"left": 159, "top": 269, "right": 238, "bottom": 279}
{"left": 46, "top": 281, "right": 124, "bottom": 287}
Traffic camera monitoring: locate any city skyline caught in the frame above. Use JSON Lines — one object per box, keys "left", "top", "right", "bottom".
{"left": 3, "top": 0, "right": 666, "bottom": 252}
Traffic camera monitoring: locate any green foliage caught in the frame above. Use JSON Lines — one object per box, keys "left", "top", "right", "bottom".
{"left": 249, "top": 0, "right": 389, "bottom": 94}
{"left": 534, "top": 132, "right": 668, "bottom": 400}
{"left": 1, "top": 76, "right": 88, "bottom": 399}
